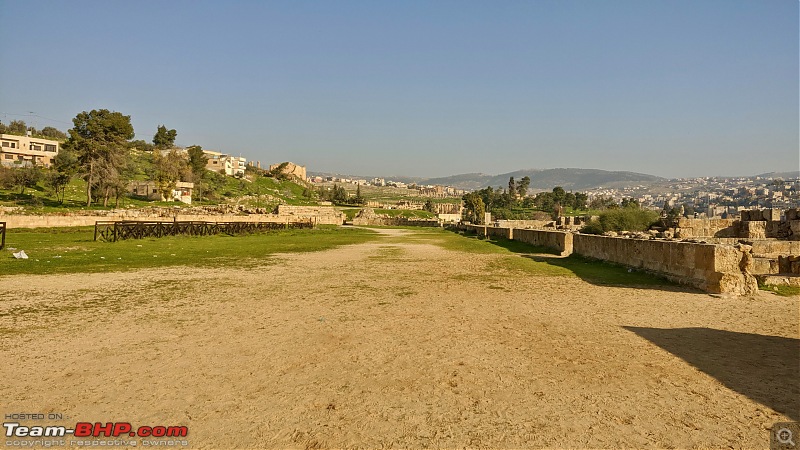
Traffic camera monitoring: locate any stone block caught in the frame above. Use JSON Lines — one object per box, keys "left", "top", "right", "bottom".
{"left": 779, "top": 256, "right": 792, "bottom": 273}
{"left": 706, "top": 271, "right": 758, "bottom": 295}
{"left": 786, "top": 209, "right": 799, "bottom": 221}
{"left": 758, "top": 274, "right": 800, "bottom": 287}
{"left": 790, "top": 220, "right": 800, "bottom": 234}
{"left": 763, "top": 209, "right": 781, "bottom": 221}
{"left": 742, "top": 221, "right": 767, "bottom": 239}
{"left": 751, "top": 258, "right": 779, "bottom": 274}
{"left": 713, "top": 245, "right": 744, "bottom": 273}
{"left": 694, "top": 245, "right": 716, "bottom": 274}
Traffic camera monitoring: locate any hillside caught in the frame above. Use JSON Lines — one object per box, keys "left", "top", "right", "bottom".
{"left": 422, "top": 168, "right": 665, "bottom": 191}
{"left": 756, "top": 171, "right": 800, "bottom": 180}
{"left": 309, "top": 168, "right": 665, "bottom": 191}
{"left": 0, "top": 172, "right": 316, "bottom": 213}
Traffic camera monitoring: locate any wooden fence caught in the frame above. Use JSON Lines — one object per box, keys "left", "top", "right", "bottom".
{"left": 94, "top": 220, "right": 314, "bottom": 242}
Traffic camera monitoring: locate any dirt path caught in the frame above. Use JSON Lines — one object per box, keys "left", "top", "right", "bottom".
{"left": 1, "top": 228, "right": 797, "bottom": 448}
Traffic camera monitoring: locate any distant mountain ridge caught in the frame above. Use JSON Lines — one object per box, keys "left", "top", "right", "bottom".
{"left": 421, "top": 168, "right": 665, "bottom": 191}
{"left": 310, "top": 168, "right": 796, "bottom": 191}
{"left": 756, "top": 171, "right": 800, "bottom": 179}
{"left": 309, "top": 168, "right": 664, "bottom": 190}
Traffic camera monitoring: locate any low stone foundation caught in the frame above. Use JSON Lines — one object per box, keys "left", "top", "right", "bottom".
{"left": 352, "top": 217, "right": 440, "bottom": 227}
{"left": 513, "top": 228, "right": 573, "bottom": 256}
{"left": 0, "top": 205, "right": 346, "bottom": 228}
{"left": 494, "top": 219, "right": 552, "bottom": 229}
{"left": 460, "top": 224, "right": 759, "bottom": 295}
{"left": 757, "top": 274, "right": 800, "bottom": 287}
{"left": 351, "top": 207, "right": 439, "bottom": 227}
{"left": 676, "top": 209, "right": 800, "bottom": 241}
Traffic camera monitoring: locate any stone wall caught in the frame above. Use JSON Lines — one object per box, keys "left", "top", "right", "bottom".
{"left": 747, "top": 240, "right": 800, "bottom": 277}
{"left": 676, "top": 218, "right": 739, "bottom": 238}
{"left": 0, "top": 215, "right": 105, "bottom": 228}
{"left": 0, "top": 213, "right": 320, "bottom": 228}
{"left": 513, "top": 228, "right": 573, "bottom": 256}
{"left": 675, "top": 209, "right": 800, "bottom": 241}
{"left": 485, "top": 226, "right": 512, "bottom": 240}
{"left": 750, "top": 240, "right": 800, "bottom": 257}
{"left": 571, "top": 234, "right": 756, "bottom": 294}
{"left": 1, "top": 205, "right": 346, "bottom": 228}
{"left": 494, "top": 219, "right": 552, "bottom": 229}
{"left": 438, "top": 214, "right": 463, "bottom": 223}
{"left": 275, "top": 205, "right": 345, "bottom": 225}
{"left": 352, "top": 217, "right": 440, "bottom": 227}
{"left": 351, "top": 207, "right": 439, "bottom": 227}
{"left": 459, "top": 224, "right": 758, "bottom": 295}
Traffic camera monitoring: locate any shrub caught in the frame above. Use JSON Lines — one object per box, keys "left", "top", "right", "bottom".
{"left": 581, "top": 209, "right": 659, "bottom": 234}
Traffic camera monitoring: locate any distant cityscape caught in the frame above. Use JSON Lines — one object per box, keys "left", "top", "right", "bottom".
{"left": 583, "top": 176, "right": 800, "bottom": 218}
{"left": 309, "top": 172, "right": 800, "bottom": 218}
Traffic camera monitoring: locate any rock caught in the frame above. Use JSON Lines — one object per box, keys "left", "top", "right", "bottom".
{"left": 355, "top": 208, "right": 378, "bottom": 219}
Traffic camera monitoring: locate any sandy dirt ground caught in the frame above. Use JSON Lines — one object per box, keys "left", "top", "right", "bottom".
{"left": 1, "top": 228, "right": 798, "bottom": 449}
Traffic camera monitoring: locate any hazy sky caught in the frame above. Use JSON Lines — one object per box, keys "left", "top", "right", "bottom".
{"left": 0, "top": 0, "right": 797, "bottom": 178}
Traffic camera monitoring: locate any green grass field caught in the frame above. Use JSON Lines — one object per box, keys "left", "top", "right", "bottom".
{"left": 340, "top": 208, "right": 437, "bottom": 220}
{"left": 2, "top": 223, "right": 693, "bottom": 290}
{"left": 385, "top": 227, "right": 680, "bottom": 288}
{"left": 0, "top": 225, "right": 378, "bottom": 276}
{"left": 759, "top": 284, "right": 800, "bottom": 297}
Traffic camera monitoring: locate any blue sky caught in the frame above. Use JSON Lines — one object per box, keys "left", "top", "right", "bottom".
{"left": 0, "top": 0, "right": 797, "bottom": 178}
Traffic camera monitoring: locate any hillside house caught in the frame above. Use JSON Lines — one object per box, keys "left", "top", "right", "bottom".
{"left": 129, "top": 181, "right": 194, "bottom": 204}
{"left": 204, "top": 150, "right": 246, "bottom": 176}
{"left": 0, "top": 134, "right": 60, "bottom": 168}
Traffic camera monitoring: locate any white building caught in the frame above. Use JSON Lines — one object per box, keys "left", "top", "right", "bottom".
{"left": 204, "top": 150, "right": 246, "bottom": 176}
{"left": 129, "top": 181, "right": 194, "bottom": 204}
{"left": 0, "top": 133, "right": 60, "bottom": 168}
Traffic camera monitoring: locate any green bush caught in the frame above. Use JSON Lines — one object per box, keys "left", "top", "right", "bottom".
{"left": 581, "top": 209, "right": 659, "bottom": 234}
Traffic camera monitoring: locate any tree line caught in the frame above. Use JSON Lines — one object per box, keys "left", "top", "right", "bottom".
{"left": 0, "top": 119, "right": 68, "bottom": 141}
{"left": 317, "top": 184, "right": 366, "bottom": 206}
{"left": 0, "top": 109, "right": 214, "bottom": 207}
{"left": 461, "top": 177, "right": 591, "bottom": 223}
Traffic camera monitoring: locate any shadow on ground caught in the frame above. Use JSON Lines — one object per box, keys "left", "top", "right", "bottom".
{"left": 449, "top": 230, "right": 697, "bottom": 292}
{"left": 624, "top": 326, "right": 800, "bottom": 421}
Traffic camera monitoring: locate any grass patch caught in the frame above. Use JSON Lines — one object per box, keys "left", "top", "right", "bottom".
{"left": 0, "top": 225, "right": 378, "bottom": 276}
{"left": 369, "top": 246, "right": 404, "bottom": 260}
{"left": 490, "top": 254, "right": 674, "bottom": 287}
{"left": 412, "top": 228, "right": 677, "bottom": 288}
{"left": 760, "top": 284, "right": 800, "bottom": 297}
{"left": 403, "top": 228, "right": 556, "bottom": 255}
{"left": 341, "top": 208, "right": 437, "bottom": 220}
{"left": 373, "top": 209, "right": 436, "bottom": 219}
{"left": 489, "top": 256, "right": 575, "bottom": 277}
